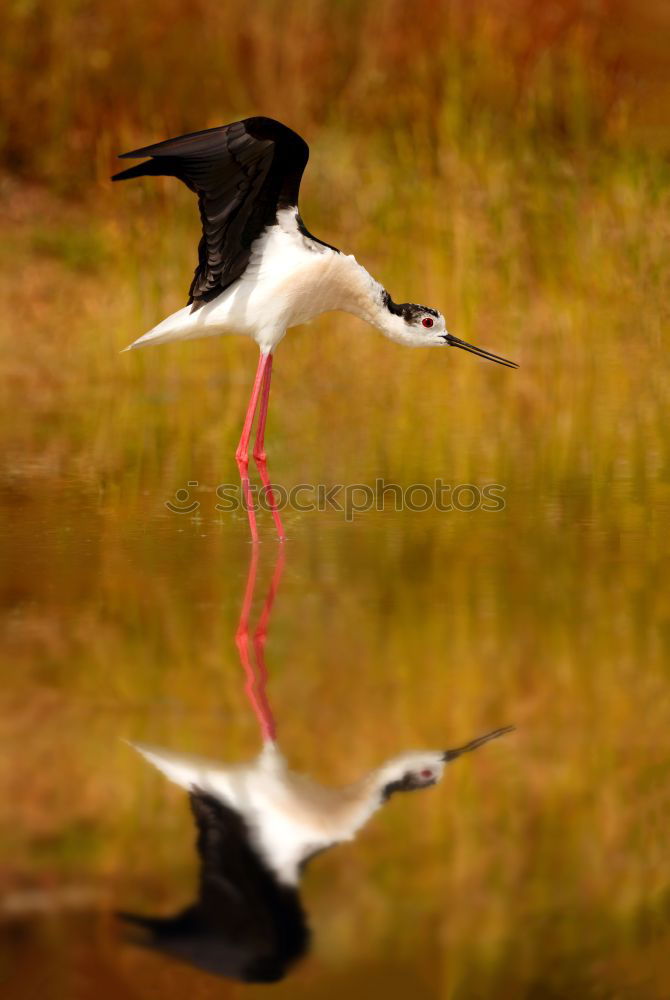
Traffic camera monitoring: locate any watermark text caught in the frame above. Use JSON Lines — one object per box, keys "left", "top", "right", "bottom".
{"left": 165, "top": 479, "right": 506, "bottom": 521}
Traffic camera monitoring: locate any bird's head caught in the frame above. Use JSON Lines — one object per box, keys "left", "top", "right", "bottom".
{"left": 379, "top": 726, "right": 515, "bottom": 803}
{"left": 379, "top": 292, "right": 517, "bottom": 367}
{"left": 380, "top": 751, "right": 447, "bottom": 800}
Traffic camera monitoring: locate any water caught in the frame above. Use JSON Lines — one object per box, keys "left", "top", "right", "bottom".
{"left": 3, "top": 2, "right": 670, "bottom": 987}
{"left": 2, "top": 402, "right": 669, "bottom": 1000}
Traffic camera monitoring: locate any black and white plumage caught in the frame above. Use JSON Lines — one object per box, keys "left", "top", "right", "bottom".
{"left": 113, "top": 116, "right": 518, "bottom": 361}
{"left": 113, "top": 117, "right": 517, "bottom": 540}
{"left": 114, "top": 117, "right": 322, "bottom": 311}
{"left": 120, "top": 789, "right": 309, "bottom": 983}
{"left": 120, "top": 727, "right": 514, "bottom": 982}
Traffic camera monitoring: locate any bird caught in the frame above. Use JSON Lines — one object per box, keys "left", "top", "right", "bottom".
{"left": 112, "top": 116, "right": 519, "bottom": 541}
{"left": 119, "top": 546, "right": 514, "bottom": 982}
{"left": 120, "top": 726, "right": 514, "bottom": 983}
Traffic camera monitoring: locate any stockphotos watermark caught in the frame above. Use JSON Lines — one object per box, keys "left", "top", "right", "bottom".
{"left": 165, "top": 479, "right": 506, "bottom": 521}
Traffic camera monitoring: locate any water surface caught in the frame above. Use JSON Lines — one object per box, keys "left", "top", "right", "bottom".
{"left": 2, "top": 367, "right": 669, "bottom": 999}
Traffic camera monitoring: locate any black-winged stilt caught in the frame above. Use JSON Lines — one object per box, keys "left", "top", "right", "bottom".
{"left": 113, "top": 117, "right": 518, "bottom": 541}
{"left": 121, "top": 727, "right": 513, "bottom": 982}
{"left": 120, "top": 548, "right": 514, "bottom": 982}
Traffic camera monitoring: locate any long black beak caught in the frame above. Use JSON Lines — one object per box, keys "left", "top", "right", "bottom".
{"left": 442, "top": 725, "right": 515, "bottom": 762}
{"left": 444, "top": 334, "right": 518, "bottom": 369}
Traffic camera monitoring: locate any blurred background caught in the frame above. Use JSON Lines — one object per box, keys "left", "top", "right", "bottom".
{"left": 2, "top": 1, "right": 670, "bottom": 997}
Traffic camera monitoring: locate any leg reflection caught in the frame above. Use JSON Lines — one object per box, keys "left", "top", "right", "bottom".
{"left": 234, "top": 545, "right": 284, "bottom": 743}
{"left": 120, "top": 546, "right": 514, "bottom": 982}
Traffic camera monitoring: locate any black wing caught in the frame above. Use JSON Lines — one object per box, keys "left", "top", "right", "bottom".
{"left": 112, "top": 117, "right": 309, "bottom": 309}
{"left": 118, "top": 790, "right": 310, "bottom": 983}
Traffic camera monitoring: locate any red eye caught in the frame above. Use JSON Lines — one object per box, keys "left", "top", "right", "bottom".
{"left": 422, "top": 317, "right": 433, "bottom": 328}
{"left": 421, "top": 769, "right": 433, "bottom": 778}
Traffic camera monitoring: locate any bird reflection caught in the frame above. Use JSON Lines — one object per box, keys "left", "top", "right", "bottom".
{"left": 120, "top": 548, "right": 513, "bottom": 982}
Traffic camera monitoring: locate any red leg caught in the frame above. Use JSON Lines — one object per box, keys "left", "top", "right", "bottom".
{"left": 235, "top": 353, "right": 271, "bottom": 543}
{"left": 252, "top": 354, "right": 286, "bottom": 541}
{"left": 234, "top": 546, "right": 277, "bottom": 743}
{"left": 252, "top": 546, "right": 285, "bottom": 742}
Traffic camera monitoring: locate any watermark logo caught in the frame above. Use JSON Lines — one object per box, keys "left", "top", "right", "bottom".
{"left": 165, "top": 479, "right": 506, "bottom": 521}
{"left": 165, "top": 481, "right": 201, "bottom": 514}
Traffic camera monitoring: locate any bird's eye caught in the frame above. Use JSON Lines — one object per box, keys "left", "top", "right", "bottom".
{"left": 420, "top": 769, "right": 433, "bottom": 778}
{"left": 422, "top": 318, "right": 433, "bottom": 328}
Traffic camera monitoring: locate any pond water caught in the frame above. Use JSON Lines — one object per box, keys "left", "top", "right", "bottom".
{"left": 2, "top": 347, "right": 669, "bottom": 1000}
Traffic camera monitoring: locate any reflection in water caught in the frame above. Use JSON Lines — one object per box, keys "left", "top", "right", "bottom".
{"left": 120, "top": 790, "right": 309, "bottom": 982}
{"left": 119, "top": 547, "right": 514, "bottom": 982}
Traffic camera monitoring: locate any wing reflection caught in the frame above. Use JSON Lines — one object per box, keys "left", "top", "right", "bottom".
{"left": 120, "top": 789, "right": 309, "bottom": 982}
{"left": 120, "top": 547, "right": 513, "bottom": 982}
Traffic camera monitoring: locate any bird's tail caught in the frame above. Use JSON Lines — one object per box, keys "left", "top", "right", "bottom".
{"left": 121, "top": 304, "right": 205, "bottom": 351}
{"left": 124, "top": 739, "right": 236, "bottom": 793}
{"left": 125, "top": 740, "right": 206, "bottom": 787}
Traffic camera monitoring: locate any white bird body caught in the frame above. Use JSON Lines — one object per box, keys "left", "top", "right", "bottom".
{"left": 125, "top": 209, "right": 408, "bottom": 355}
{"left": 131, "top": 740, "right": 440, "bottom": 884}
{"left": 130, "top": 728, "right": 512, "bottom": 886}
{"left": 114, "top": 117, "right": 517, "bottom": 539}
{"left": 122, "top": 721, "right": 513, "bottom": 980}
